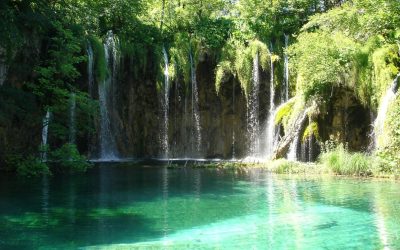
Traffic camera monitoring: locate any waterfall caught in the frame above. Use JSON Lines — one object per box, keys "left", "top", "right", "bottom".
{"left": 247, "top": 52, "right": 261, "bottom": 157}
{"left": 265, "top": 44, "right": 277, "bottom": 158}
{"left": 41, "top": 110, "right": 51, "bottom": 162}
{"left": 87, "top": 42, "right": 94, "bottom": 96}
{"left": 161, "top": 46, "right": 170, "bottom": 158}
{"left": 189, "top": 50, "right": 201, "bottom": 155}
{"left": 373, "top": 73, "right": 400, "bottom": 148}
{"left": 283, "top": 34, "right": 290, "bottom": 102}
{"left": 287, "top": 133, "right": 299, "bottom": 161}
{"left": 98, "top": 31, "right": 119, "bottom": 160}
{"left": 69, "top": 93, "right": 76, "bottom": 144}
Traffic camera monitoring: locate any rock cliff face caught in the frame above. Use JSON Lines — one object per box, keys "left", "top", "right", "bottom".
{"left": 0, "top": 41, "right": 373, "bottom": 163}
{"left": 318, "top": 87, "right": 372, "bottom": 152}
{"left": 107, "top": 52, "right": 252, "bottom": 159}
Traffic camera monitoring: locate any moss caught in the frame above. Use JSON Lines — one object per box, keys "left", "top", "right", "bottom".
{"left": 302, "top": 121, "right": 320, "bottom": 142}
{"left": 235, "top": 39, "right": 270, "bottom": 98}
{"left": 275, "top": 98, "right": 295, "bottom": 125}
{"left": 215, "top": 61, "right": 232, "bottom": 94}
{"left": 88, "top": 35, "right": 108, "bottom": 83}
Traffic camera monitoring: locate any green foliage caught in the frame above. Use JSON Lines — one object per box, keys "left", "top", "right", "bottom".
{"left": 216, "top": 39, "right": 270, "bottom": 97}
{"left": 375, "top": 96, "right": 400, "bottom": 173}
{"left": 319, "top": 143, "right": 372, "bottom": 176}
{"left": 302, "top": 121, "right": 320, "bottom": 142}
{"left": 288, "top": 31, "right": 358, "bottom": 101}
{"left": 194, "top": 18, "right": 233, "bottom": 50}
{"left": 17, "top": 157, "right": 50, "bottom": 178}
{"left": 275, "top": 99, "right": 295, "bottom": 125}
{"left": 372, "top": 44, "right": 400, "bottom": 98}
{"left": 50, "top": 143, "right": 92, "bottom": 172}
{"left": 89, "top": 36, "right": 108, "bottom": 83}
{"left": 5, "top": 154, "right": 50, "bottom": 178}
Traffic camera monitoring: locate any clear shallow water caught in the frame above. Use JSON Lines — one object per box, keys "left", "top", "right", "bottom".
{"left": 1, "top": 164, "right": 400, "bottom": 249}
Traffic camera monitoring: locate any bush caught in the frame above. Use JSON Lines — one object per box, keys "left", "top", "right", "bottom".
{"left": 50, "top": 143, "right": 92, "bottom": 172}
{"left": 16, "top": 156, "right": 50, "bottom": 177}
{"left": 319, "top": 144, "right": 372, "bottom": 176}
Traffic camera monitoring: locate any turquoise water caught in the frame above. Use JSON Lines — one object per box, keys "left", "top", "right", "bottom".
{"left": 1, "top": 164, "right": 400, "bottom": 249}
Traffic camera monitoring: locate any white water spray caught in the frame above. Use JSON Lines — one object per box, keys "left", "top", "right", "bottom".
{"left": 283, "top": 34, "right": 290, "bottom": 102}
{"left": 265, "top": 44, "right": 277, "bottom": 158}
{"left": 373, "top": 73, "right": 400, "bottom": 148}
{"left": 287, "top": 134, "right": 299, "bottom": 161}
{"left": 98, "top": 31, "right": 119, "bottom": 160}
{"left": 189, "top": 50, "right": 201, "bottom": 155}
{"left": 87, "top": 43, "right": 94, "bottom": 96}
{"left": 247, "top": 53, "right": 261, "bottom": 157}
{"left": 41, "top": 110, "right": 51, "bottom": 161}
{"left": 161, "top": 46, "right": 170, "bottom": 158}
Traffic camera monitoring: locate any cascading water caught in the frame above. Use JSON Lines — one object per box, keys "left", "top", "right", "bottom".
{"left": 87, "top": 43, "right": 94, "bottom": 96}
{"left": 161, "top": 46, "right": 170, "bottom": 158}
{"left": 265, "top": 44, "right": 277, "bottom": 158}
{"left": 69, "top": 93, "right": 76, "bottom": 144}
{"left": 287, "top": 133, "right": 299, "bottom": 161}
{"left": 373, "top": 73, "right": 400, "bottom": 148}
{"left": 283, "top": 34, "right": 290, "bottom": 102}
{"left": 98, "top": 31, "right": 119, "bottom": 160}
{"left": 41, "top": 110, "right": 51, "bottom": 162}
{"left": 189, "top": 50, "right": 201, "bottom": 155}
{"left": 247, "top": 52, "right": 261, "bottom": 157}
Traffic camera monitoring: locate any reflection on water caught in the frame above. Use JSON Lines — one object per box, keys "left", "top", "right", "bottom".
{"left": 0, "top": 164, "right": 399, "bottom": 249}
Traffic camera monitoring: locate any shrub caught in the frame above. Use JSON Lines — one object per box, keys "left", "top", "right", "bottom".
{"left": 319, "top": 144, "right": 372, "bottom": 176}
{"left": 16, "top": 156, "right": 50, "bottom": 177}
{"left": 50, "top": 143, "right": 92, "bottom": 172}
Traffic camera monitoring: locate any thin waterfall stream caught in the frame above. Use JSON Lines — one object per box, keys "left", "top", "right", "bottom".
{"left": 41, "top": 110, "right": 51, "bottom": 162}
{"left": 373, "top": 73, "right": 400, "bottom": 148}
{"left": 265, "top": 43, "right": 277, "bottom": 158}
{"left": 87, "top": 43, "right": 94, "bottom": 97}
{"left": 98, "top": 31, "right": 119, "bottom": 160}
{"left": 247, "top": 52, "right": 261, "bottom": 157}
{"left": 189, "top": 50, "right": 201, "bottom": 156}
{"left": 161, "top": 46, "right": 170, "bottom": 158}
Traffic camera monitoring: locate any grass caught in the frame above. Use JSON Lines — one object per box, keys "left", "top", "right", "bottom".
{"left": 163, "top": 148, "right": 399, "bottom": 179}
{"left": 318, "top": 146, "right": 373, "bottom": 176}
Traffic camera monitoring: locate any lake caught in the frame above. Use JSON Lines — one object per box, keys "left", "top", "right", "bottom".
{"left": 0, "top": 163, "right": 399, "bottom": 249}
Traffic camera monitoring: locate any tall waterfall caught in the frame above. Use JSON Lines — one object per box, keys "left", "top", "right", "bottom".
{"left": 87, "top": 43, "right": 94, "bottom": 96}
{"left": 69, "top": 93, "right": 76, "bottom": 144}
{"left": 41, "top": 110, "right": 51, "bottom": 161}
{"left": 265, "top": 44, "right": 277, "bottom": 157}
{"left": 98, "top": 31, "right": 119, "bottom": 160}
{"left": 248, "top": 53, "right": 261, "bottom": 157}
{"left": 283, "top": 34, "right": 290, "bottom": 102}
{"left": 373, "top": 73, "right": 400, "bottom": 148}
{"left": 189, "top": 50, "right": 201, "bottom": 155}
{"left": 161, "top": 46, "right": 170, "bottom": 158}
